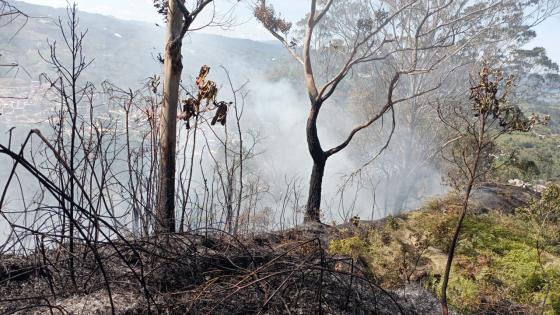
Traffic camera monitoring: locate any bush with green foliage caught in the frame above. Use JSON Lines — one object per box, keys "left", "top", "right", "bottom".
{"left": 492, "top": 133, "right": 560, "bottom": 182}
{"left": 329, "top": 192, "right": 560, "bottom": 314}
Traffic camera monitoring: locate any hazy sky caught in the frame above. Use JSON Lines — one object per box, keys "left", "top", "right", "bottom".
{"left": 17, "top": 0, "right": 560, "bottom": 64}
{"left": 18, "top": 0, "right": 309, "bottom": 39}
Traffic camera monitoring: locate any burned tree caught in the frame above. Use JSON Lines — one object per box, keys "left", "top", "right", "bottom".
{"left": 256, "top": 0, "right": 533, "bottom": 223}
{"left": 154, "top": 0, "right": 214, "bottom": 233}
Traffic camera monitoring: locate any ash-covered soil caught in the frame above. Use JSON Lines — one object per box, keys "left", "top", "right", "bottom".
{"left": 1, "top": 224, "right": 450, "bottom": 314}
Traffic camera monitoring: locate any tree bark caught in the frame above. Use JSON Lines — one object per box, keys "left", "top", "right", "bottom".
{"left": 305, "top": 157, "right": 326, "bottom": 223}
{"left": 304, "top": 103, "right": 326, "bottom": 223}
{"left": 156, "top": 0, "right": 184, "bottom": 233}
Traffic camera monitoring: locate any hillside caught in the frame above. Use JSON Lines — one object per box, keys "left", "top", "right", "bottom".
{"left": 329, "top": 183, "right": 560, "bottom": 314}
{"left": 0, "top": 224, "right": 447, "bottom": 314}
{"left": 1, "top": 1, "right": 286, "bottom": 88}
{"left": 2, "top": 182, "right": 556, "bottom": 314}
{"left": 2, "top": 1, "right": 560, "bottom": 314}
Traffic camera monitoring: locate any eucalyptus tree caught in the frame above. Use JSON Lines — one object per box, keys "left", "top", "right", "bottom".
{"left": 153, "top": 0, "right": 214, "bottom": 233}
{"left": 255, "top": 0, "right": 549, "bottom": 223}
{"left": 335, "top": 0, "right": 560, "bottom": 215}
{"left": 385, "top": 49, "right": 557, "bottom": 213}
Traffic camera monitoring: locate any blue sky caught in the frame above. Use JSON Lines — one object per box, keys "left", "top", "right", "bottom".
{"left": 18, "top": 0, "right": 560, "bottom": 64}
{"left": 529, "top": 15, "right": 560, "bottom": 64}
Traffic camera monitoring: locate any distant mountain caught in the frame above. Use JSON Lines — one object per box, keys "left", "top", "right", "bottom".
{"left": 1, "top": 0, "right": 286, "bottom": 88}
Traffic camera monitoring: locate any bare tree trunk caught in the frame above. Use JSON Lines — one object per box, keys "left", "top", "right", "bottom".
{"left": 441, "top": 116, "right": 485, "bottom": 315}
{"left": 180, "top": 116, "right": 198, "bottom": 232}
{"left": 440, "top": 180, "right": 474, "bottom": 315}
{"left": 393, "top": 77, "right": 419, "bottom": 213}
{"left": 305, "top": 158, "right": 326, "bottom": 223}
{"left": 233, "top": 96, "right": 244, "bottom": 235}
{"left": 304, "top": 104, "right": 326, "bottom": 223}
{"left": 156, "top": 0, "right": 184, "bottom": 233}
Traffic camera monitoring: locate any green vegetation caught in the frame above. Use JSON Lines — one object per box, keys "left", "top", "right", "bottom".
{"left": 329, "top": 187, "right": 560, "bottom": 314}
{"left": 493, "top": 130, "right": 560, "bottom": 182}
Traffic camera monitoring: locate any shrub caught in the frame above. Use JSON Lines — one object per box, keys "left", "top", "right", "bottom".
{"left": 551, "top": 292, "right": 560, "bottom": 314}
{"left": 328, "top": 236, "right": 368, "bottom": 258}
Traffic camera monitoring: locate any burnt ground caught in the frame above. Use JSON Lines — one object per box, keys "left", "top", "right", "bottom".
{"left": 470, "top": 182, "right": 537, "bottom": 214}
{"left": 0, "top": 223, "right": 450, "bottom": 315}
{"left": 2, "top": 182, "right": 530, "bottom": 315}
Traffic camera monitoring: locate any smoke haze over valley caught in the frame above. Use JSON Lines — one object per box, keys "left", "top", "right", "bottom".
{"left": 1, "top": 1, "right": 448, "bottom": 231}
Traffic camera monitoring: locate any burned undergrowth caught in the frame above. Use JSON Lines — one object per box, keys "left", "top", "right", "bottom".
{"left": 0, "top": 226, "right": 427, "bottom": 314}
